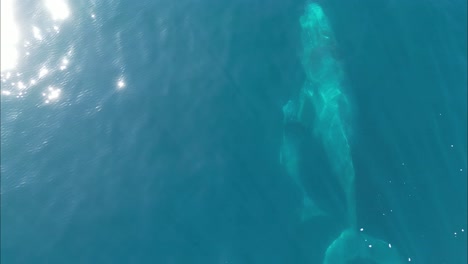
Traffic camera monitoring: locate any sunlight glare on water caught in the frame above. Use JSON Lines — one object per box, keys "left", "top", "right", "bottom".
{"left": 1, "top": 0, "right": 73, "bottom": 105}
{"left": 1, "top": 0, "right": 20, "bottom": 72}
{"left": 1, "top": 0, "right": 125, "bottom": 105}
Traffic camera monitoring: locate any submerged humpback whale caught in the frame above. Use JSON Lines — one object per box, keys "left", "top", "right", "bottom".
{"left": 280, "top": 3, "right": 404, "bottom": 263}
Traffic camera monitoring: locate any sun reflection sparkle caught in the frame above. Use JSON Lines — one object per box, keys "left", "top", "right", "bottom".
{"left": 32, "top": 26, "right": 43, "bottom": 41}
{"left": 117, "top": 78, "right": 126, "bottom": 90}
{"left": 43, "top": 86, "right": 61, "bottom": 104}
{"left": 44, "top": 0, "right": 70, "bottom": 21}
{"left": 39, "top": 67, "right": 49, "bottom": 78}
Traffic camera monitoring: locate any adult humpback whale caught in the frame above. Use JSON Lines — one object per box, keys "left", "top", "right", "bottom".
{"left": 280, "top": 3, "right": 404, "bottom": 263}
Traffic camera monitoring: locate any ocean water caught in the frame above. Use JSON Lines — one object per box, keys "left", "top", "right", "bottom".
{"left": 1, "top": 0, "right": 466, "bottom": 263}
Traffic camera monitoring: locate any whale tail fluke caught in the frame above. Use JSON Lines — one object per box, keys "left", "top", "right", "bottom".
{"left": 323, "top": 229, "right": 403, "bottom": 264}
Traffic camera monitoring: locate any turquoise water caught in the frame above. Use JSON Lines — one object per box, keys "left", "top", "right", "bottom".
{"left": 1, "top": 0, "right": 466, "bottom": 263}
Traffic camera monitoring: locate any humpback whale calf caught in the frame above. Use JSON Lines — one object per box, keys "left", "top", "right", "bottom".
{"left": 281, "top": 95, "right": 347, "bottom": 222}
{"left": 280, "top": 2, "right": 404, "bottom": 263}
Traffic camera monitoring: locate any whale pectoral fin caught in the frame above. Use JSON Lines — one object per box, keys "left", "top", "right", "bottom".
{"left": 300, "top": 196, "right": 325, "bottom": 222}
{"left": 323, "top": 229, "right": 404, "bottom": 264}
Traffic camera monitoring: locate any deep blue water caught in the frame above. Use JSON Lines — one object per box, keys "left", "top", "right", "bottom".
{"left": 1, "top": 0, "right": 466, "bottom": 263}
